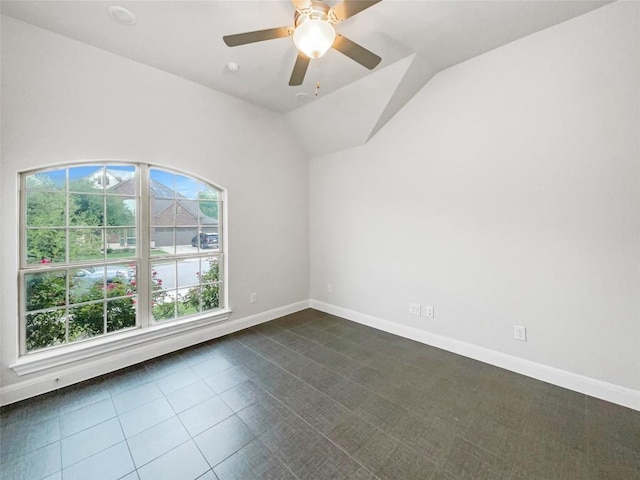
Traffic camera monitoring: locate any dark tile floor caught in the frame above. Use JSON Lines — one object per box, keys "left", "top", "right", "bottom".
{"left": 2, "top": 309, "right": 639, "bottom": 480}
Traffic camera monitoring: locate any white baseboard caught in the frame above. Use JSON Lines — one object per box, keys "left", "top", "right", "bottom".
{"left": 0, "top": 300, "right": 309, "bottom": 406}
{"left": 5, "top": 298, "right": 638, "bottom": 411}
{"left": 310, "top": 300, "right": 640, "bottom": 412}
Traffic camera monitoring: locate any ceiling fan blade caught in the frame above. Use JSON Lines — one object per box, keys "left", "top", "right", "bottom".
{"left": 223, "top": 27, "right": 292, "bottom": 47}
{"left": 289, "top": 52, "right": 310, "bottom": 86}
{"left": 291, "top": 0, "right": 312, "bottom": 12}
{"left": 329, "top": 0, "right": 382, "bottom": 22}
{"left": 332, "top": 34, "right": 381, "bottom": 70}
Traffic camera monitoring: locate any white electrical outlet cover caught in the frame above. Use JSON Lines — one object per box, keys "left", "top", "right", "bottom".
{"left": 514, "top": 325, "right": 527, "bottom": 341}
{"left": 409, "top": 303, "right": 421, "bottom": 316}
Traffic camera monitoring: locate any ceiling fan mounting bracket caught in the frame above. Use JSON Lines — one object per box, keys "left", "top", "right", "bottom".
{"left": 294, "top": 1, "right": 332, "bottom": 28}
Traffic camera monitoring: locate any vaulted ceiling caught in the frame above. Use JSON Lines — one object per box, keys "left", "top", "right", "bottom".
{"left": 1, "top": 0, "right": 610, "bottom": 155}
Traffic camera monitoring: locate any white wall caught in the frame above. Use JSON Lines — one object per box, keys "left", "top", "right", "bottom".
{"left": 310, "top": 2, "right": 640, "bottom": 394}
{"left": 1, "top": 17, "right": 309, "bottom": 398}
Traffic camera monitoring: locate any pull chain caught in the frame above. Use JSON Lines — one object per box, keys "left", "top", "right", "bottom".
{"left": 315, "top": 81, "right": 320, "bottom": 96}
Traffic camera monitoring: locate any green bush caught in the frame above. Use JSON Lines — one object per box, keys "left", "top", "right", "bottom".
{"left": 184, "top": 257, "right": 220, "bottom": 311}
{"left": 25, "top": 274, "right": 136, "bottom": 351}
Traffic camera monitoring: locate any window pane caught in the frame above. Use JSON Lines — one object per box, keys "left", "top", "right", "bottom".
{"left": 200, "top": 257, "right": 221, "bottom": 310}
{"left": 106, "top": 264, "right": 136, "bottom": 296}
{"left": 69, "top": 267, "right": 105, "bottom": 304}
{"left": 107, "top": 297, "right": 136, "bottom": 332}
{"left": 69, "top": 166, "right": 104, "bottom": 192}
{"left": 25, "top": 170, "right": 66, "bottom": 191}
{"left": 185, "top": 287, "right": 204, "bottom": 314}
{"left": 106, "top": 228, "right": 136, "bottom": 259}
{"left": 173, "top": 228, "right": 195, "bottom": 249}
{"left": 153, "top": 299, "right": 177, "bottom": 322}
{"left": 26, "top": 310, "right": 66, "bottom": 351}
{"left": 25, "top": 271, "right": 67, "bottom": 312}
{"left": 198, "top": 184, "right": 218, "bottom": 200}
{"left": 105, "top": 165, "right": 136, "bottom": 194}
{"left": 177, "top": 258, "right": 199, "bottom": 289}
{"left": 151, "top": 262, "right": 176, "bottom": 322}
{"left": 151, "top": 199, "right": 176, "bottom": 226}
{"left": 200, "top": 257, "right": 220, "bottom": 284}
{"left": 201, "top": 283, "right": 221, "bottom": 310}
{"left": 70, "top": 229, "right": 104, "bottom": 261}
{"left": 151, "top": 262, "right": 174, "bottom": 291}
{"left": 150, "top": 169, "right": 175, "bottom": 198}
{"left": 127, "top": 264, "right": 138, "bottom": 294}
{"left": 192, "top": 231, "right": 218, "bottom": 252}
{"left": 176, "top": 292, "right": 197, "bottom": 319}
{"left": 27, "top": 229, "right": 67, "bottom": 265}
{"left": 26, "top": 192, "right": 66, "bottom": 227}
{"left": 150, "top": 240, "right": 166, "bottom": 256}
{"left": 176, "top": 201, "right": 200, "bottom": 226}
{"left": 174, "top": 174, "right": 199, "bottom": 200}
{"left": 151, "top": 227, "right": 175, "bottom": 255}
{"left": 69, "top": 303, "right": 104, "bottom": 342}
{"left": 199, "top": 200, "right": 220, "bottom": 225}
{"left": 106, "top": 196, "right": 136, "bottom": 227}
{"left": 69, "top": 193, "right": 104, "bottom": 226}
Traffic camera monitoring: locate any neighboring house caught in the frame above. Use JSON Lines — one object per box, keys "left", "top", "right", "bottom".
{"left": 84, "top": 168, "right": 135, "bottom": 189}
{"left": 85, "top": 168, "right": 219, "bottom": 248}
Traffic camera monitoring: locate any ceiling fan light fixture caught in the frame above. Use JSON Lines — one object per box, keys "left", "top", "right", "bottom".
{"left": 293, "top": 19, "right": 335, "bottom": 59}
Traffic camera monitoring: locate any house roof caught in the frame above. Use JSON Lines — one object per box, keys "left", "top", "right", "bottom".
{"left": 87, "top": 168, "right": 219, "bottom": 226}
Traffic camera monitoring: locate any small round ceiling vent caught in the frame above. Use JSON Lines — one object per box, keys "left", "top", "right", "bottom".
{"left": 108, "top": 6, "right": 136, "bottom": 25}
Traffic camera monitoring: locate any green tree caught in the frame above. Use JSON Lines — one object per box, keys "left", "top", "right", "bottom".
{"left": 26, "top": 189, "right": 67, "bottom": 263}
{"left": 26, "top": 311, "right": 66, "bottom": 351}
{"left": 25, "top": 271, "right": 67, "bottom": 350}
{"left": 150, "top": 269, "right": 175, "bottom": 321}
{"left": 69, "top": 278, "right": 136, "bottom": 340}
{"left": 199, "top": 191, "right": 218, "bottom": 221}
{"left": 25, "top": 271, "right": 137, "bottom": 351}
{"left": 26, "top": 178, "right": 136, "bottom": 263}
{"left": 69, "top": 179, "right": 135, "bottom": 227}
{"left": 184, "top": 257, "right": 220, "bottom": 311}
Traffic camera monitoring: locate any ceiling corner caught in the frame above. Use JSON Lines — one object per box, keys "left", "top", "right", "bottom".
{"left": 367, "top": 53, "right": 438, "bottom": 141}
{"left": 285, "top": 53, "right": 418, "bottom": 157}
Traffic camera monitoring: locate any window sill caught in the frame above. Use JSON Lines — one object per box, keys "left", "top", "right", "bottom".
{"left": 11, "top": 309, "right": 232, "bottom": 376}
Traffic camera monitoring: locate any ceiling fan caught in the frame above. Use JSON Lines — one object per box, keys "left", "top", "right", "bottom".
{"left": 223, "top": 0, "right": 382, "bottom": 86}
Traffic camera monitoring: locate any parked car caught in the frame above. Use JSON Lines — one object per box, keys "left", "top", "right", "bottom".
{"left": 73, "top": 266, "right": 133, "bottom": 283}
{"left": 191, "top": 233, "right": 218, "bottom": 249}
{"left": 70, "top": 266, "right": 134, "bottom": 297}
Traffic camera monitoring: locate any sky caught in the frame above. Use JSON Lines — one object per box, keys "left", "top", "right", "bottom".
{"left": 26, "top": 165, "right": 219, "bottom": 200}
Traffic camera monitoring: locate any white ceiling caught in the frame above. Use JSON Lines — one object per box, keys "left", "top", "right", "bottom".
{"left": 1, "top": 0, "right": 611, "bottom": 155}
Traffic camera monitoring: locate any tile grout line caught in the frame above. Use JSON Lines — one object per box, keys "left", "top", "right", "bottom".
{"left": 113, "top": 408, "right": 137, "bottom": 480}
{"left": 231, "top": 336, "right": 399, "bottom": 479}
{"left": 240, "top": 326, "right": 456, "bottom": 465}
{"left": 249, "top": 323, "right": 507, "bottom": 472}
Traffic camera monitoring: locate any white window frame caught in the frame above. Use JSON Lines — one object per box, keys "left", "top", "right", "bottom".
{"left": 13, "top": 162, "right": 230, "bottom": 375}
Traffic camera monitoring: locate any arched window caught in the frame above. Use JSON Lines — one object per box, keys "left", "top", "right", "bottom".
{"left": 20, "top": 163, "right": 225, "bottom": 354}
